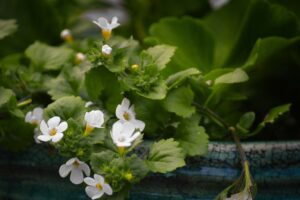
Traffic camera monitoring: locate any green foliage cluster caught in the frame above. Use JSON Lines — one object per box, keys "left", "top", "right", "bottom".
{"left": 0, "top": 0, "right": 299, "bottom": 199}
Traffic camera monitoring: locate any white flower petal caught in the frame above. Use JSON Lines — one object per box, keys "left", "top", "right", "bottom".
{"left": 37, "top": 135, "right": 51, "bottom": 142}
{"left": 94, "top": 174, "right": 104, "bottom": 184}
{"left": 51, "top": 132, "right": 63, "bottom": 143}
{"left": 116, "top": 141, "right": 131, "bottom": 147}
{"left": 85, "top": 186, "right": 101, "bottom": 199}
{"left": 93, "top": 17, "right": 108, "bottom": 29}
{"left": 66, "top": 157, "right": 77, "bottom": 166}
{"left": 122, "top": 122, "right": 135, "bottom": 135}
{"left": 115, "top": 105, "right": 125, "bottom": 120}
{"left": 80, "top": 162, "right": 91, "bottom": 177}
{"left": 103, "top": 183, "right": 113, "bottom": 195}
{"left": 121, "top": 98, "right": 130, "bottom": 109}
{"left": 25, "top": 111, "right": 32, "bottom": 123}
{"left": 85, "top": 101, "right": 93, "bottom": 107}
{"left": 59, "top": 164, "right": 72, "bottom": 178}
{"left": 128, "top": 132, "right": 140, "bottom": 143}
{"left": 84, "top": 177, "right": 96, "bottom": 186}
{"left": 40, "top": 120, "right": 49, "bottom": 134}
{"left": 92, "top": 190, "right": 104, "bottom": 200}
{"left": 70, "top": 168, "right": 84, "bottom": 184}
{"left": 47, "top": 116, "right": 61, "bottom": 128}
{"left": 56, "top": 121, "right": 68, "bottom": 132}
{"left": 33, "top": 107, "right": 43, "bottom": 121}
{"left": 133, "top": 119, "right": 145, "bottom": 131}
{"left": 111, "top": 16, "right": 118, "bottom": 25}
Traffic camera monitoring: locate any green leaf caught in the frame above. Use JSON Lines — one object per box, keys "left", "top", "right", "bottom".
{"left": 0, "top": 118, "right": 34, "bottom": 151}
{"left": 137, "top": 80, "right": 168, "bottom": 100}
{"left": 242, "top": 36, "right": 300, "bottom": 70}
{"left": 126, "top": 155, "right": 149, "bottom": 183}
{"left": 146, "top": 138, "right": 185, "bottom": 173}
{"left": 215, "top": 68, "right": 249, "bottom": 85}
{"left": 163, "top": 86, "right": 195, "bottom": 118}
{"left": 25, "top": 41, "right": 73, "bottom": 70}
{"left": 0, "top": 87, "right": 17, "bottom": 111}
{"left": 166, "top": 68, "right": 201, "bottom": 89}
{"left": 148, "top": 17, "right": 214, "bottom": 75}
{"left": 43, "top": 96, "right": 86, "bottom": 122}
{"left": 263, "top": 103, "right": 291, "bottom": 124}
{"left": 0, "top": 19, "right": 17, "bottom": 39}
{"left": 204, "top": 0, "right": 299, "bottom": 67}
{"left": 250, "top": 103, "right": 291, "bottom": 136}
{"left": 90, "top": 150, "right": 117, "bottom": 173}
{"left": 175, "top": 115, "right": 209, "bottom": 156}
{"left": 236, "top": 112, "right": 255, "bottom": 134}
{"left": 144, "top": 45, "right": 176, "bottom": 70}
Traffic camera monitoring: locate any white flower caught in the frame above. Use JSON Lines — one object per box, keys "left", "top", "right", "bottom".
{"left": 101, "top": 44, "right": 112, "bottom": 56}
{"left": 84, "top": 174, "right": 113, "bottom": 199}
{"left": 33, "top": 127, "right": 41, "bottom": 144}
{"left": 209, "top": 0, "right": 230, "bottom": 10}
{"left": 93, "top": 16, "right": 120, "bottom": 40}
{"left": 75, "top": 52, "right": 86, "bottom": 63}
{"left": 116, "top": 98, "right": 145, "bottom": 131}
{"left": 226, "top": 190, "right": 252, "bottom": 200}
{"left": 59, "top": 157, "right": 91, "bottom": 185}
{"left": 38, "top": 116, "right": 68, "bottom": 143}
{"left": 111, "top": 121, "right": 140, "bottom": 147}
{"left": 60, "top": 29, "right": 73, "bottom": 42}
{"left": 25, "top": 107, "right": 43, "bottom": 125}
{"left": 85, "top": 101, "right": 94, "bottom": 108}
{"left": 85, "top": 110, "right": 105, "bottom": 129}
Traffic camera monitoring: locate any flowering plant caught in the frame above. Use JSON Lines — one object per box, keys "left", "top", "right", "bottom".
{"left": 1, "top": 0, "right": 299, "bottom": 199}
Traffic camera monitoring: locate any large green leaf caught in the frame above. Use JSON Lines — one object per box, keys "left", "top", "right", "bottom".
{"left": 146, "top": 138, "right": 185, "bottom": 173}
{"left": 204, "top": 0, "right": 299, "bottom": 68}
{"left": 175, "top": 115, "right": 209, "bottom": 156}
{"left": 144, "top": 45, "right": 176, "bottom": 70}
{"left": 43, "top": 96, "right": 86, "bottom": 122}
{"left": 148, "top": 17, "right": 214, "bottom": 75}
{"left": 242, "top": 36, "right": 300, "bottom": 70}
{"left": 163, "top": 86, "right": 195, "bottom": 118}
{"left": 25, "top": 41, "right": 73, "bottom": 70}
{"left": 0, "top": 19, "right": 17, "bottom": 39}
{"left": 0, "top": 87, "right": 17, "bottom": 111}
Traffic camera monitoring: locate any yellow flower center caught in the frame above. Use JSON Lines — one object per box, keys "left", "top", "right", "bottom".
{"left": 73, "top": 160, "right": 80, "bottom": 167}
{"left": 49, "top": 128, "right": 57, "bottom": 136}
{"left": 96, "top": 183, "right": 103, "bottom": 190}
{"left": 64, "top": 35, "right": 73, "bottom": 43}
{"left": 123, "top": 112, "right": 130, "bottom": 121}
{"left": 84, "top": 124, "right": 94, "bottom": 136}
{"left": 102, "top": 29, "right": 111, "bottom": 41}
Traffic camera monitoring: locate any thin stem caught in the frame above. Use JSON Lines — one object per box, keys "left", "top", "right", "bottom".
{"left": 17, "top": 98, "right": 32, "bottom": 107}
{"left": 193, "top": 102, "right": 248, "bottom": 165}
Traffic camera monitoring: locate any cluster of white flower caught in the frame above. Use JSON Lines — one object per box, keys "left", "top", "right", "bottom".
{"left": 25, "top": 97, "right": 144, "bottom": 199}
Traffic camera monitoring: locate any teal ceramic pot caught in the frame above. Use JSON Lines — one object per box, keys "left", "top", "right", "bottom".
{"left": 1, "top": 141, "right": 300, "bottom": 200}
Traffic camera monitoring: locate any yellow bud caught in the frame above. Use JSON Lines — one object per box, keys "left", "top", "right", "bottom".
{"left": 84, "top": 124, "right": 94, "bottom": 136}
{"left": 77, "top": 149, "right": 84, "bottom": 156}
{"left": 124, "top": 172, "right": 133, "bottom": 181}
{"left": 131, "top": 64, "right": 139, "bottom": 72}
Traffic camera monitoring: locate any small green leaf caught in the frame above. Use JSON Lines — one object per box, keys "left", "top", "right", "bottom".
{"left": 236, "top": 112, "right": 255, "bottom": 134}
{"left": 249, "top": 103, "right": 291, "bottom": 136}
{"left": 25, "top": 41, "right": 73, "bottom": 70}
{"left": 175, "top": 115, "right": 209, "bottom": 156}
{"left": 263, "top": 103, "right": 291, "bottom": 124}
{"left": 90, "top": 150, "right": 117, "bottom": 173}
{"left": 146, "top": 138, "right": 185, "bottom": 173}
{"left": 144, "top": 45, "right": 176, "bottom": 70}
{"left": 163, "top": 86, "right": 195, "bottom": 118}
{"left": 0, "top": 19, "right": 17, "bottom": 39}
{"left": 215, "top": 68, "right": 249, "bottom": 85}
{"left": 0, "top": 87, "right": 17, "bottom": 111}
{"left": 166, "top": 68, "right": 201, "bottom": 89}
{"left": 137, "top": 80, "right": 168, "bottom": 100}
{"left": 43, "top": 96, "right": 86, "bottom": 122}
{"left": 126, "top": 155, "right": 149, "bottom": 183}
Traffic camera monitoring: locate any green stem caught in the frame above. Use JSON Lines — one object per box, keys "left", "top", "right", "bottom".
{"left": 17, "top": 98, "right": 32, "bottom": 107}
{"left": 193, "top": 102, "right": 247, "bottom": 165}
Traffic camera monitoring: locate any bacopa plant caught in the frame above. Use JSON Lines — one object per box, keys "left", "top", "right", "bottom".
{"left": 1, "top": 0, "right": 299, "bottom": 199}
